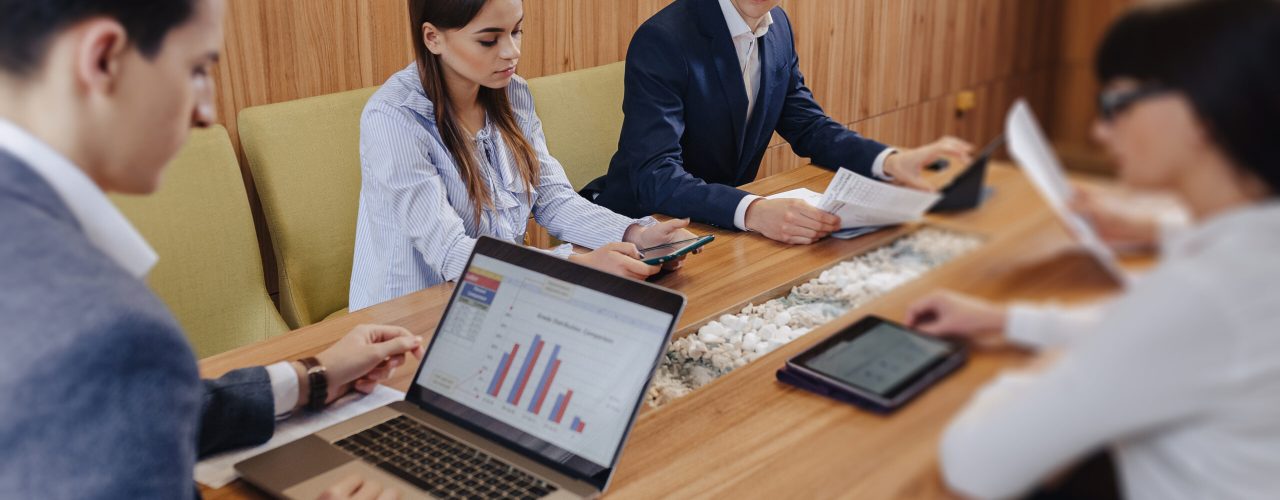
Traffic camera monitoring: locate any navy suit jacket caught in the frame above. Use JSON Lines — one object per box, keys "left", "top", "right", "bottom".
{"left": 594, "top": 0, "right": 889, "bottom": 228}
{"left": 0, "top": 151, "right": 275, "bottom": 498}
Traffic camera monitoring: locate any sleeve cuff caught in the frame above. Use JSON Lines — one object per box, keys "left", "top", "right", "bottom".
{"left": 734, "top": 194, "right": 763, "bottom": 231}
{"left": 1005, "top": 304, "right": 1058, "bottom": 350}
{"left": 1005, "top": 303, "right": 1107, "bottom": 350}
{"left": 441, "top": 237, "right": 479, "bottom": 283}
{"left": 1156, "top": 209, "right": 1193, "bottom": 252}
{"left": 265, "top": 361, "right": 298, "bottom": 418}
{"left": 871, "top": 148, "right": 898, "bottom": 181}
{"left": 541, "top": 243, "right": 576, "bottom": 259}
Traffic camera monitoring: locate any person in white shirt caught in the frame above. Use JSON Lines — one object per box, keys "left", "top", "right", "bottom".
{"left": 905, "top": 1, "right": 1280, "bottom": 499}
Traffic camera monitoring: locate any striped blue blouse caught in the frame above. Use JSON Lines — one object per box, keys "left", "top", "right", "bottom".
{"left": 350, "top": 64, "right": 653, "bottom": 311}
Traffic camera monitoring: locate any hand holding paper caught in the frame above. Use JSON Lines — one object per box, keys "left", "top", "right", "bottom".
{"left": 767, "top": 168, "right": 941, "bottom": 239}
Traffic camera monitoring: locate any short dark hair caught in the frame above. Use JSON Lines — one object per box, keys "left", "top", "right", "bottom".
{"left": 1096, "top": 0, "right": 1280, "bottom": 195}
{"left": 0, "top": 0, "right": 198, "bottom": 76}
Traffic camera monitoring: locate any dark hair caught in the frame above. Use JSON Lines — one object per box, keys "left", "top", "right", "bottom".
{"left": 407, "top": 0, "right": 540, "bottom": 222}
{"left": 0, "top": 0, "right": 198, "bottom": 76}
{"left": 1096, "top": 0, "right": 1280, "bottom": 194}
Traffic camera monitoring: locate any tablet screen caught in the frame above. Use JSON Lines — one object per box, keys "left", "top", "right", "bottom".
{"left": 801, "top": 322, "right": 954, "bottom": 397}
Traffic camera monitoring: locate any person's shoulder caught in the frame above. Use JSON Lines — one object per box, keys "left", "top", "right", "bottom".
{"left": 0, "top": 197, "right": 187, "bottom": 352}
{"left": 363, "top": 62, "right": 434, "bottom": 124}
{"left": 0, "top": 199, "right": 198, "bottom": 399}
{"left": 632, "top": 1, "right": 698, "bottom": 48}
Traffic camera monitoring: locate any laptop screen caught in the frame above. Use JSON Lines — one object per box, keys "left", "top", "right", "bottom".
{"left": 412, "top": 251, "right": 675, "bottom": 479}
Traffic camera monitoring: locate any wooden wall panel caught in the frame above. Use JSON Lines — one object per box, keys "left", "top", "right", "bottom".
{"left": 212, "top": 0, "right": 1129, "bottom": 176}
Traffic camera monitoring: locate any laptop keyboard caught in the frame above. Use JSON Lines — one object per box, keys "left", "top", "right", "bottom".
{"left": 335, "top": 415, "right": 560, "bottom": 499}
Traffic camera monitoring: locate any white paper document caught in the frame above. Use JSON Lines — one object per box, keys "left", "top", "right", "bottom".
{"left": 194, "top": 385, "right": 405, "bottom": 488}
{"left": 1006, "top": 99, "right": 1129, "bottom": 285}
{"left": 767, "top": 168, "right": 940, "bottom": 231}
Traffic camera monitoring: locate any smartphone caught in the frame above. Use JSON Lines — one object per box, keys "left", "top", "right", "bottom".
{"left": 637, "top": 235, "right": 714, "bottom": 265}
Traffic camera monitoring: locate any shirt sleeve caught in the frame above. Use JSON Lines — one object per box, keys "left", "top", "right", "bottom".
{"left": 360, "top": 103, "right": 480, "bottom": 283}
{"left": 1005, "top": 302, "right": 1107, "bottom": 350}
{"left": 871, "top": 148, "right": 898, "bottom": 181}
{"left": 514, "top": 87, "right": 655, "bottom": 249}
{"left": 266, "top": 361, "right": 298, "bottom": 417}
{"left": 939, "top": 268, "right": 1233, "bottom": 499}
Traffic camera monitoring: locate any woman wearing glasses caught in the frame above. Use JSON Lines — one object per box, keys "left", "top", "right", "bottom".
{"left": 907, "top": 1, "right": 1280, "bottom": 498}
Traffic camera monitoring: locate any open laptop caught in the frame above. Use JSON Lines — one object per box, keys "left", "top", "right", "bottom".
{"left": 929, "top": 134, "right": 1005, "bottom": 212}
{"left": 237, "top": 237, "right": 686, "bottom": 499}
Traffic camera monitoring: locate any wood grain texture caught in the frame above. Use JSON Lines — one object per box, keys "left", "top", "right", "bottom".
{"left": 211, "top": 0, "right": 1131, "bottom": 176}
{"left": 199, "top": 163, "right": 1144, "bottom": 499}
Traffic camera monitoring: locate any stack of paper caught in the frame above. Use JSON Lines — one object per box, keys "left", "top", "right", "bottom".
{"left": 767, "top": 168, "right": 940, "bottom": 239}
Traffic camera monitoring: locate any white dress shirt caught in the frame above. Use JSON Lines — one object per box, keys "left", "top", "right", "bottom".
{"left": 716, "top": 0, "right": 896, "bottom": 230}
{"left": 0, "top": 119, "right": 299, "bottom": 417}
{"left": 941, "top": 202, "right": 1280, "bottom": 500}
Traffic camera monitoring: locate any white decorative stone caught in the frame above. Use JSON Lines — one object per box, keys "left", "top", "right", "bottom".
{"left": 644, "top": 228, "right": 983, "bottom": 408}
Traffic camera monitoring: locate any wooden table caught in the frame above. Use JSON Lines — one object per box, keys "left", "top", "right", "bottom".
{"left": 202, "top": 163, "right": 1138, "bottom": 499}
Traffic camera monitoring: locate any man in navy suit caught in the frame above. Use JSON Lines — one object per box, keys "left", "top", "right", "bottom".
{"left": 594, "top": 0, "right": 973, "bottom": 244}
{"left": 0, "top": 0, "right": 415, "bottom": 497}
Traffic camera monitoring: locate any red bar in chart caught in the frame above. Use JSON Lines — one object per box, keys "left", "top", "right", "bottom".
{"left": 528, "top": 345, "right": 562, "bottom": 414}
{"left": 550, "top": 389, "right": 574, "bottom": 424}
{"left": 486, "top": 343, "right": 520, "bottom": 397}
{"left": 507, "top": 335, "right": 544, "bottom": 405}
{"left": 570, "top": 416, "right": 585, "bottom": 433}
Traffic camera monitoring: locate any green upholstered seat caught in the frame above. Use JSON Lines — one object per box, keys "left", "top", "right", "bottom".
{"left": 110, "top": 125, "right": 288, "bottom": 358}
{"left": 237, "top": 86, "right": 379, "bottom": 328}
{"left": 526, "top": 61, "right": 626, "bottom": 190}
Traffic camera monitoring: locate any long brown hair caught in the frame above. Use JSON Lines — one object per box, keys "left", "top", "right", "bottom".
{"left": 408, "top": 0, "right": 541, "bottom": 222}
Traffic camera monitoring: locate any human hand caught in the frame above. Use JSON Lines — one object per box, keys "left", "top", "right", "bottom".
{"left": 568, "top": 242, "right": 661, "bottom": 280}
{"left": 299, "top": 324, "right": 425, "bottom": 409}
{"left": 882, "top": 136, "right": 975, "bottom": 191}
{"left": 905, "top": 291, "right": 1009, "bottom": 347}
{"left": 625, "top": 218, "right": 700, "bottom": 271}
{"left": 1069, "top": 188, "right": 1159, "bottom": 250}
{"left": 316, "top": 474, "right": 400, "bottom": 500}
{"left": 744, "top": 197, "right": 841, "bottom": 245}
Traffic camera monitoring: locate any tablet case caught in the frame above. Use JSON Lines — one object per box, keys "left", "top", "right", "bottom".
{"left": 929, "top": 135, "right": 1005, "bottom": 213}
{"left": 776, "top": 365, "right": 893, "bottom": 414}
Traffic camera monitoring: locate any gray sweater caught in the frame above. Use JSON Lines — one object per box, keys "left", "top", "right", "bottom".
{"left": 0, "top": 151, "right": 275, "bottom": 498}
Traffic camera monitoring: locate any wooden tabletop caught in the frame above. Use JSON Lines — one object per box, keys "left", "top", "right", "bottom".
{"left": 201, "top": 163, "right": 1138, "bottom": 499}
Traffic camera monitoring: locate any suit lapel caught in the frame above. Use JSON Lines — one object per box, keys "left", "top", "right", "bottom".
{"left": 692, "top": 0, "right": 749, "bottom": 157}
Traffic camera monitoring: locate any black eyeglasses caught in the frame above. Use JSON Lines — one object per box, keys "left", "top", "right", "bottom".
{"left": 1097, "top": 85, "right": 1169, "bottom": 122}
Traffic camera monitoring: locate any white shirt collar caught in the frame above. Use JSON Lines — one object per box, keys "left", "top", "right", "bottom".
{"left": 0, "top": 119, "right": 158, "bottom": 278}
{"left": 718, "top": 0, "right": 774, "bottom": 39}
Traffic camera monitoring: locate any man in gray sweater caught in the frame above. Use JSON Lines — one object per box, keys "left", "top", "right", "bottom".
{"left": 0, "top": 1, "right": 416, "bottom": 498}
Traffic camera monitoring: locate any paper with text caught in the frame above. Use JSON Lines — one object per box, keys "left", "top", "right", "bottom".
{"left": 194, "top": 385, "right": 405, "bottom": 488}
{"left": 767, "top": 169, "right": 939, "bottom": 230}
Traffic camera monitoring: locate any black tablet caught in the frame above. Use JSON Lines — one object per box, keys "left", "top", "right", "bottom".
{"left": 783, "top": 316, "right": 966, "bottom": 412}
{"left": 930, "top": 135, "right": 1004, "bottom": 212}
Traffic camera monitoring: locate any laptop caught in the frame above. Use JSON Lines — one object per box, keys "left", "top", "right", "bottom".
{"left": 237, "top": 237, "right": 686, "bottom": 499}
{"left": 929, "top": 135, "right": 1005, "bottom": 212}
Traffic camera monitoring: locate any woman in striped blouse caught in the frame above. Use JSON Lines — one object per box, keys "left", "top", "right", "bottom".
{"left": 350, "top": 0, "right": 697, "bottom": 311}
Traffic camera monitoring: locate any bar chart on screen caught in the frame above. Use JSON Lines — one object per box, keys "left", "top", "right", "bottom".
{"left": 418, "top": 255, "right": 671, "bottom": 465}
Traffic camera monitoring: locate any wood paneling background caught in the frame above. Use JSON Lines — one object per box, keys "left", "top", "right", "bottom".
{"left": 212, "top": 0, "right": 1132, "bottom": 178}
{"left": 208, "top": 0, "right": 1132, "bottom": 297}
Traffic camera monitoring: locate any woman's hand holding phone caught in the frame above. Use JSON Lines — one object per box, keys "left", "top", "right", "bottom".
{"left": 625, "top": 218, "right": 702, "bottom": 270}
